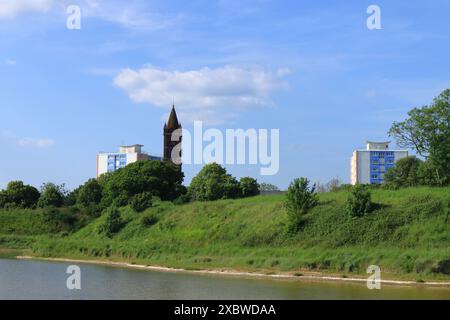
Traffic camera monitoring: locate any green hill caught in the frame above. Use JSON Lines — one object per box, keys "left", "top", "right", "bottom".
{"left": 1, "top": 187, "right": 450, "bottom": 280}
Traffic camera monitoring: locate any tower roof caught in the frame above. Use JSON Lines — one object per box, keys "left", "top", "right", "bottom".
{"left": 165, "top": 104, "right": 181, "bottom": 129}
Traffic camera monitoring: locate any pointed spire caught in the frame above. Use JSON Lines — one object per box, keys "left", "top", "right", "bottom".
{"left": 166, "top": 103, "right": 180, "bottom": 129}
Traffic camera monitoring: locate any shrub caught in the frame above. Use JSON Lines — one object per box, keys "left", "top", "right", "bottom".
{"left": 346, "top": 185, "right": 373, "bottom": 218}
{"left": 83, "top": 203, "right": 104, "bottom": 218}
{"left": 141, "top": 212, "right": 159, "bottom": 227}
{"left": 130, "top": 192, "right": 153, "bottom": 212}
{"left": 42, "top": 206, "right": 80, "bottom": 232}
{"left": 285, "top": 178, "right": 318, "bottom": 232}
{"left": 98, "top": 206, "right": 122, "bottom": 238}
{"left": 173, "top": 193, "right": 191, "bottom": 205}
{"left": 432, "top": 259, "right": 450, "bottom": 275}
{"left": 239, "top": 177, "right": 260, "bottom": 198}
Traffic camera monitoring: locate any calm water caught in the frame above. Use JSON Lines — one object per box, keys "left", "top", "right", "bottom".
{"left": 0, "top": 259, "right": 449, "bottom": 300}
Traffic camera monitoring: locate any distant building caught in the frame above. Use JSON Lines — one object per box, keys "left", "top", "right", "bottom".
{"left": 96, "top": 104, "right": 182, "bottom": 177}
{"left": 96, "top": 144, "right": 162, "bottom": 178}
{"left": 350, "top": 141, "right": 408, "bottom": 185}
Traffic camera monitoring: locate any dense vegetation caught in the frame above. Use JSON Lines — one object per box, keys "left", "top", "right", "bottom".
{"left": 0, "top": 187, "right": 449, "bottom": 280}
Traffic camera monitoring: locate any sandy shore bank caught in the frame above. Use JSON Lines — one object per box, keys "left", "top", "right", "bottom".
{"left": 15, "top": 255, "right": 450, "bottom": 288}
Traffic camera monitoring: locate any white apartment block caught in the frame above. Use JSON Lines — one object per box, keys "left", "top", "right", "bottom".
{"left": 96, "top": 144, "right": 162, "bottom": 178}
{"left": 350, "top": 141, "right": 408, "bottom": 185}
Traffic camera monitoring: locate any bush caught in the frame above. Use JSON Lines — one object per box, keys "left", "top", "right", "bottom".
{"left": 239, "top": 177, "right": 260, "bottom": 198}
{"left": 82, "top": 203, "right": 104, "bottom": 218}
{"left": 42, "top": 206, "right": 80, "bottom": 232}
{"left": 130, "top": 192, "right": 153, "bottom": 212}
{"left": 285, "top": 178, "right": 318, "bottom": 232}
{"left": 97, "top": 206, "right": 122, "bottom": 238}
{"left": 37, "top": 183, "right": 65, "bottom": 208}
{"left": 141, "top": 212, "right": 159, "bottom": 227}
{"left": 432, "top": 259, "right": 450, "bottom": 275}
{"left": 189, "top": 163, "right": 240, "bottom": 201}
{"left": 346, "top": 185, "right": 373, "bottom": 218}
{"left": 173, "top": 193, "right": 191, "bottom": 205}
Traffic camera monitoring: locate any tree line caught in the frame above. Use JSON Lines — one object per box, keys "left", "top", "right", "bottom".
{"left": 0, "top": 161, "right": 262, "bottom": 212}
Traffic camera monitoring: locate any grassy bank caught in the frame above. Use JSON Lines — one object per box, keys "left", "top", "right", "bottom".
{"left": 1, "top": 187, "right": 449, "bottom": 281}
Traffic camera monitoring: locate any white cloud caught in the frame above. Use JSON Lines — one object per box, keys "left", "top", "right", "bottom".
{"left": 0, "top": 0, "right": 53, "bottom": 18}
{"left": 114, "top": 65, "right": 289, "bottom": 124}
{"left": 1, "top": 131, "right": 55, "bottom": 148}
{"left": 17, "top": 138, "right": 55, "bottom": 148}
{"left": 4, "top": 59, "right": 16, "bottom": 66}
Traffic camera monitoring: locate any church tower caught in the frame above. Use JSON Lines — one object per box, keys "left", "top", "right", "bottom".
{"left": 163, "top": 104, "right": 182, "bottom": 165}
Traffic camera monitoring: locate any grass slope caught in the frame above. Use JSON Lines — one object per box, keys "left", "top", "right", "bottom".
{"left": 1, "top": 187, "right": 449, "bottom": 280}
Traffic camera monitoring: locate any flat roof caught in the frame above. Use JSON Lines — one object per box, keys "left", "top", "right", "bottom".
{"left": 119, "top": 144, "right": 144, "bottom": 147}
{"left": 366, "top": 141, "right": 391, "bottom": 144}
{"left": 354, "top": 149, "right": 408, "bottom": 152}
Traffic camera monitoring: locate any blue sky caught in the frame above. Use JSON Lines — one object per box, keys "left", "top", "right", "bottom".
{"left": 1, "top": 0, "right": 449, "bottom": 190}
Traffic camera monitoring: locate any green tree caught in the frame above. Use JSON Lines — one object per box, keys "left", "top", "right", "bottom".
{"left": 100, "top": 160, "right": 185, "bottom": 207}
{"left": 285, "top": 178, "right": 318, "bottom": 232}
{"left": 0, "top": 181, "right": 40, "bottom": 208}
{"left": 388, "top": 89, "right": 450, "bottom": 185}
{"left": 189, "top": 163, "right": 240, "bottom": 201}
{"left": 239, "top": 177, "right": 260, "bottom": 198}
{"left": 77, "top": 179, "right": 103, "bottom": 207}
{"left": 384, "top": 156, "right": 423, "bottom": 188}
{"left": 130, "top": 192, "right": 153, "bottom": 212}
{"left": 97, "top": 206, "right": 122, "bottom": 238}
{"left": 346, "top": 185, "right": 373, "bottom": 218}
{"left": 37, "top": 183, "right": 65, "bottom": 208}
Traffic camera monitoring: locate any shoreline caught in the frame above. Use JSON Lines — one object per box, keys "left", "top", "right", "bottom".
{"left": 15, "top": 255, "right": 450, "bottom": 288}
